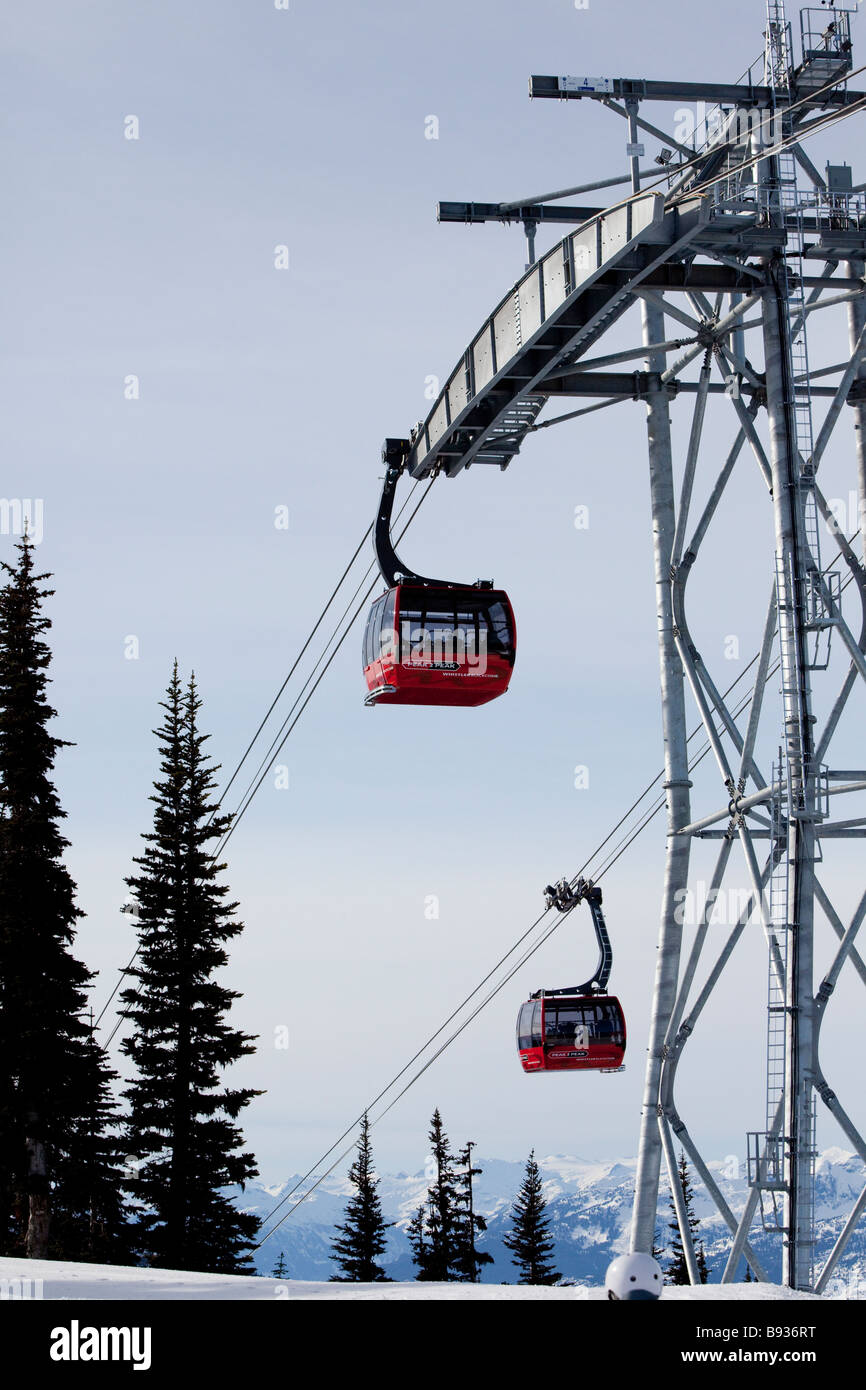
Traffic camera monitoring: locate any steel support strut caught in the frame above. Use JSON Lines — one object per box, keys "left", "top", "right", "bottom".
{"left": 630, "top": 298, "right": 693, "bottom": 1255}
{"left": 762, "top": 266, "right": 818, "bottom": 1291}
{"left": 847, "top": 258, "right": 866, "bottom": 563}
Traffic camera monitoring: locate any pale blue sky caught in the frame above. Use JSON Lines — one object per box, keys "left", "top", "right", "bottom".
{"left": 4, "top": 0, "right": 866, "bottom": 1184}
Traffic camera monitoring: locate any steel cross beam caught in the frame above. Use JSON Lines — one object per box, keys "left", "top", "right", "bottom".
{"left": 437, "top": 200, "right": 604, "bottom": 226}
{"left": 528, "top": 74, "right": 866, "bottom": 109}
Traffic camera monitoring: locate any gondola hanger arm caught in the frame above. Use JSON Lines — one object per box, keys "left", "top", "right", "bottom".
{"left": 541, "top": 876, "right": 613, "bottom": 994}
{"left": 375, "top": 439, "right": 492, "bottom": 590}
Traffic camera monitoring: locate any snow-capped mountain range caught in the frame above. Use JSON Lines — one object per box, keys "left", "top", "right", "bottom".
{"left": 242, "top": 1148, "right": 866, "bottom": 1288}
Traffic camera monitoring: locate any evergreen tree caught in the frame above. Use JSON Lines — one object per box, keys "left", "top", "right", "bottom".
{"left": 743, "top": 1261, "right": 754, "bottom": 1283}
{"left": 407, "top": 1202, "right": 429, "bottom": 1272}
{"left": 410, "top": 1109, "right": 461, "bottom": 1281}
{"left": 271, "top": 1251, "right": 289, "bottom": 1279}
{"left": 0, "top": 537, "right": 129, "bottom": 1260}
{"left": 666, "top": 1150, "right": 707, "bottom": 1284}
{"left": 424, "top": 1109, "right": 462, "bottom": 1280}
{"left": 330, "top": 1113, "right": 391, "bottom": 1281}
{"left": 47, "top": 1030, "right": 134, "bottom": 1263}
{"left": 120, "top": 665, "right": 261, "bottom": 1272}
{"left": 454, "top": 1142, "right": 493, "bottom": 1282}
{"left": 651, "top": 1226, "right": 666, "bottom": 1265}
{"left": 503, "top": 1151, "right": 561, "bottom": 1285}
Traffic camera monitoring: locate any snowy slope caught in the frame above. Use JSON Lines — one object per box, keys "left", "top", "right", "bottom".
{"left": 0, "top": 1255, "right": 821, "bottom": 1300}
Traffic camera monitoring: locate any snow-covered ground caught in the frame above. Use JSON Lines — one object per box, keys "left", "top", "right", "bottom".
{"left": 0, "top": 1256, "right": 821, "bottom": 1300}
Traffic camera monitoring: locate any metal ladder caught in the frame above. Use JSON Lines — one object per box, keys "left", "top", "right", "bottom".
{"left": 779, "top": 206, "right": 823, "bottom": 585}
{"left": 765, "top": 0, "right": 835, "bottom": 673}
{"left": 472, "top": 394, "right": 547, "bottom": 467}
{"left": 793, "top": 1093, "right": 818, "bottom": 1287}
{"left": 775, "top": 550, "right": 810, "bottom": 799}
{"left": 755, "top": 749, "right": 791, "bottom": 1231}
{"left": 767, "top": 752, "right": 790, "bottom": 1136}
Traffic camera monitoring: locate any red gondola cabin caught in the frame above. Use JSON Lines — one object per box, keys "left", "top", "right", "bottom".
{"left": 516, "top": 993, "right": 626, "bottom": 1073}
{"left": 363, "top": 583, "right": 516, "bottom": 707}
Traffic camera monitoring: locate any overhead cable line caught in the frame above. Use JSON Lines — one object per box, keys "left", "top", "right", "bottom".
{"left": 209, "top": 524, "right": 374, "bottom": 820}
{"left": 211, "top": 479, "right": 435, "bottom": 859}
{"left": 253, "top": 531, "right": 864, "bottom": 1241}
{"left": 95, "top": 479, "right": 435, "bottom": 1040}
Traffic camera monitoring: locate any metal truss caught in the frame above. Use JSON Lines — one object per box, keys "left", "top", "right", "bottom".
{"left": 386, "top": 2, "right": 866, "bottom": 1291}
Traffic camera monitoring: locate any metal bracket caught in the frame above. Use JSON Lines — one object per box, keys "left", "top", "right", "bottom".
{"left": 374, "top": 441, "right": 485, "bottom": 589}
{"left": 541, "top": 877, "right": 613, "bottom": 994}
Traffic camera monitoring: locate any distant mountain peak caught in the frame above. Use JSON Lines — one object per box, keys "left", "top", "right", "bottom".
{"left": 243, "top": 1148, "right": 866, "bottom": 1286}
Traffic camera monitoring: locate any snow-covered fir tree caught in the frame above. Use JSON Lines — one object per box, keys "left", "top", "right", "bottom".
{"left": 666, "top": 1149, "right": 708, "bottom": 1284}
{"left": 0, "top": 537, "right": 129, "bottom": 1261}
{"left": 407, "top": 1202, "right": 429, "bottom": 1272}
{"left": 410, "top": 1108, "right": 462, "bottom": 1281}
{"left": 453, "top": 1142, "right": 493, "bottom": 1281}
{"left": 120, "top": 665, "right": 261, "bottom": 1272}
{"left": 503, "top": 1150, "right": 561, "bottom": 1285}
{"left": 330, "top": 1112, "right": 391, "bottom": 1281}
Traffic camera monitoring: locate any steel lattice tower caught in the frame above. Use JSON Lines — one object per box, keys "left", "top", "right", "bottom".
{"left": 626, "top": 1, "right": 866, "bottom": 1293}
{"left": 392, "top": 2, "right": 866, "bottom": 1291}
